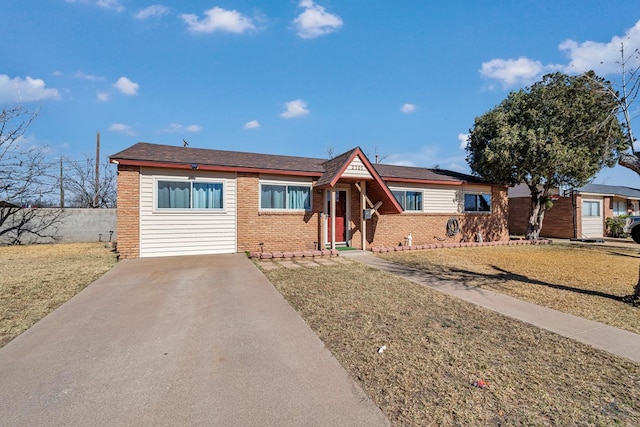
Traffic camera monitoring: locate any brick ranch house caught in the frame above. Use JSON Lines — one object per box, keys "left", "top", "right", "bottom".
{"left": 509, "top": 183, "right": 640, "bottom": 239}
{"left": 110, "top": 143, "right": 509, "bottom": 258}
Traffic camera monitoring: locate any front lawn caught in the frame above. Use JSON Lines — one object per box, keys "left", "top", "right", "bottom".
{"left": 263, "top": 257, "right": 640, "bottom": 426}
{"left": 0, "top": 243, "right": 117, "bottom": 347}
{"left": 379, "top": 243, "right": 640, "bottom": 334}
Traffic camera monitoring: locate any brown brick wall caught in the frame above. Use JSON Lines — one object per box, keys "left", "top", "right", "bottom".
{"left": 116, "top": 165, "right": 140, "bottom": 258}
{"left": 118, "top": 168, "right": 511, "bottom": 256}
{"left": 366, "top": 186, "right": 509, "bottom": 247}
{"left": 236, "top": 173, "right": 322, "bottom": 252}
{"left": 508, "top": 195, "right": 577, "bottom": 238}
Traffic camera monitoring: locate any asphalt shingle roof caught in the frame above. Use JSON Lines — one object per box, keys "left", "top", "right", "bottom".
{"left": 110, "top": 142, "right": 325, "bottom": 174}
{"left": 577, "top": 183, "right": 640, "bottom": 199}
{"left": 110, "top": 142, "right": 481, "bottom": 184}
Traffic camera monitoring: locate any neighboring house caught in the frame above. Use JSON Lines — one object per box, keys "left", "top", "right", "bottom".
{"left": 509, "top": 183, "right": 640, "bottom": 239}
{"left": 110, "top": 143, "right": 509, "bottom": 258}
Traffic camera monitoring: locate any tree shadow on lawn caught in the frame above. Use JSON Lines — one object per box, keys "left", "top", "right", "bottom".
{"left": 380, "top": 259, "right": 626, "bottom": 303}
{"left": 602, "top": 249, "right": 640, "bottom": 260}
{"left": 484, "top": 265, "right": 626, "bottom": 303}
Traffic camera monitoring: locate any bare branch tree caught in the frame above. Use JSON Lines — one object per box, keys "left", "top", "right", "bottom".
{"left": 65, "top": 156, "right": 117, "bottom": 208}
{"left": 584, "top": 42, "right": 640, "bottom": 173}
{"left": 0, "top": 106, "right": 65, "bottom": 244}
{"left": 613, "top": 43, "right": 640, "bottom": 173}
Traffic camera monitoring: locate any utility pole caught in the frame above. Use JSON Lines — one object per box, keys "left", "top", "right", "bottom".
{"left": 60, "top": 157, "right": 64, "bottom": 208}
{"left": 95, "top": 131, "right": 100, "bottom": 208}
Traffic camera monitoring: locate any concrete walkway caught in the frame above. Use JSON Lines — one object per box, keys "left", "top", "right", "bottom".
{"left": 0, "top": 254, "right": 389, "bottom": 426}
{"left": 341, "top": 250, "right": 640, "bottom": 364}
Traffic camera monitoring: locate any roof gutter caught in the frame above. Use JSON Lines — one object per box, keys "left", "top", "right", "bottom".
{"left": 109, "top": 158, "right": 321, "bottom": 177}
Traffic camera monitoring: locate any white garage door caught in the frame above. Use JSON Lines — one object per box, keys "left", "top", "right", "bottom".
{"left": 139, "top": 168, "right": 237, "bottom": 257}
{"left": 581, "top": 197, "right": 603, "bottom": 238}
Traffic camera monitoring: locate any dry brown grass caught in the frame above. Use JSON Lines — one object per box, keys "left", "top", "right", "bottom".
{"left": 263, "top": 259, "right": 640, "bottom": 426}
{"left": 379, "top": 243, "right": 640, "bottom": 334}
{"left": 0, "top": 242, "right": 117, "bottom": 346}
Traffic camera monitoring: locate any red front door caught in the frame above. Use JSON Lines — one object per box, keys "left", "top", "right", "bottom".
{"left": 328, "top": 191, "right": 347, "bottom": 243}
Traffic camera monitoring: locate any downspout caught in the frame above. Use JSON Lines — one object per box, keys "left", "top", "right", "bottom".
{"left": 571, "top": 189, "right": 577, "bottom": 239}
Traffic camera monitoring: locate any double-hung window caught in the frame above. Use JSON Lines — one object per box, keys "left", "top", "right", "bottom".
{"left": 613, "top": 200, "right": 626, "bottom": 216}
{"left": 260, "top": 183, "right": 311, "bottom": 210}
{"left": 464, "top": 193, "right": 491, "bottom": 213}
{"left": 157, "top": 180, "right": 224, "bottom": 209}
{"left": 583, "top": 201, "right": 600, "bottom": 217}
{"left": 392, "top": 190, "right": 423, "bottom": 211}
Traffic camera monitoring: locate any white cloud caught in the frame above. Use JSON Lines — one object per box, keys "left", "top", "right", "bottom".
{"left": 0, "top": 74, "right": 60, "bottom": 103}
{"left": 401, "top": 103, "right": 416, "bottom": 113}
{"left": 480, "top": 57, "right": 556, "bottom": 88}
{"left": 293, "top": 0, "right": 343, "bottom": 39}
{"left": 244, "top": 120, "right": 260, "bottom": 129}
{"left": 458, "top": 133, "right": 469, "bottom": 150}
{"left": 135, "top": 5, "right": 170, "bottom": 20}
{"left": 74, "top": 71, "right": 105, "bottom": 82}
{"left": 280, "top": 99, "right": 309, "bottom": 118}
{"left": 162, "top": 123, "right": 202, "bottom": 133}
{"left": 97, "top": 92, "right": 110, "bottom": 102}
{"left": 480, "top": 19, "right": 640, "bottom": 88}
{"left": 181, "top": 7, "right": 256, "bottom": 34}
{"left": 65, "top": 0, "right": 124, "bottom": 12}
{"left": 108, "top": 123, "right": 136, "bottom": 136}
{"left": 96, "top": 0, "right": 124, "bottom": 12}
{"left": 113, "top": 76, "right": 139, "bottom": 95}
{"left": 560, "top": 20, "right": 640, "bottom": 75}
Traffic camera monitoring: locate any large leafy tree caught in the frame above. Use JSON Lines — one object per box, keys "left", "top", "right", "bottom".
{"left": 467, "top": 72, "right": 626, "bottom": 240}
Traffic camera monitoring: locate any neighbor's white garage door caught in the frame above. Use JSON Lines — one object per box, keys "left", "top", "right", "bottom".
{"left": 581, "top": 197, "right": 603, "bottom": 238}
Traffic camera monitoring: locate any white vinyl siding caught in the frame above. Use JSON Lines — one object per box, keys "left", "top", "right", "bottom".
{"left": 139, "top": 168, "right": 237, "bottom": 257}
{"left": 581, "top": 197, "right": 603, "bottom": 238}
{"left": 341, "top": 156, "right": 373, "bottom": 179}
{"left": 424, "top": 187, "right": 459, "bottom": 213}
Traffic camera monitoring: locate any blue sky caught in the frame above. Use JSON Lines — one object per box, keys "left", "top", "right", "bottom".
{"left": 3, "top": 0, "right": 640, "bottom": 187}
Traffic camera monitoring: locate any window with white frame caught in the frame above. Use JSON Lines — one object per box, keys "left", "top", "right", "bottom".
{"left": 260, "top": 183, "right": 311, "bottom": 210}
{"left": 157, "top": 180, "right": 224, "bottom": 209}
{"left": 583, "top": 200, "right": 600, "bottom": 217}
{"left": 392, "top": 190, "right": 423, "bottom": 211}
{"left": 463, "top": 193, "right": 491, "bottom": 213}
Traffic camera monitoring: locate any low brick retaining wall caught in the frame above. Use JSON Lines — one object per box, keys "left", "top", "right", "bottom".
{"left": 250, "top": 249, "right": 340, "bottom": 260}
{"left": 250, "top": 239, "right": 551, "bottom": 259}
{"left": 371, "top": 239, "right": 551, "bottom": 253}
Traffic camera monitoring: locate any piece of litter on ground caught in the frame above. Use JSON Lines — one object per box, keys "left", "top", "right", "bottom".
{"left": 377, "top": 345, "right": 387, "bottom": 354}
{"left": 472, "top": 380, "right": 487, "bottom": 389}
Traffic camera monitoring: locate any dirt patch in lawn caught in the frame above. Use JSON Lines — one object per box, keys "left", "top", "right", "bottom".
{"left": 379, "top": 243, "right": 640, "bottom": 335}
{"left": 262, "top": 260, "right": 640, "bottom": 426}
{"left": 0, "top": 243, "right": 117, "bottom": 347}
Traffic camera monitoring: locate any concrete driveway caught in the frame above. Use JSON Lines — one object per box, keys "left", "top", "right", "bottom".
{"left": 0, "top": 254, "right": 389, "bottom": 426}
